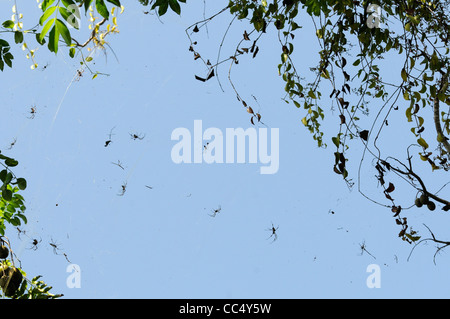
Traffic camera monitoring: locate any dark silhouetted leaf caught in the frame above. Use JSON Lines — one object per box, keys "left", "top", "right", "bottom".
{"left": 386, "top": 182, "right": 395, "bottom": 193}
{"left": 359, "top": 130, "right": 369, "bottom": 141}
{"left": 206, "top": 69, "right": 214, "bottom": 80}
{"left": 252, "top": 46, "right": 259, "bottom": 58}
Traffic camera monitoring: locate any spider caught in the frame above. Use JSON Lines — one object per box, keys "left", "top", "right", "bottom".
{"left": 266, "top": 223, "right": 279, "bottom": 243}
{"left": 28, "top": 238, "right": 42, "bottom": 251}
{"left": 359, "top": 240, "right": 376, "bottom": 259}
{"left": 49, "top": 238, "right": 62, "bottom": 255}
{"left": 130, "top": 133, "right": 145, "bottom": 140}
{"left": 118, "top": 181, "right": 127, "bottom": 196}
{"left": 28, "top": 105, "right": 37, "bottom": 119}
{"left": 75, "top": 69, "right": 84, "bottom": 81}
{"left": 111, "top": 160, "right": 124, "bottom": 170}
{"left": 40, "top": 62, "right": 49, "bottom": 71}
{"left": 105, "top": 126, "right": 116, "bottom": 147}
{"left": 209, "top": 205, "right": 221, "bottom": 217}
{"left": 7, "top": 137, "right": 17, "bottom": 150}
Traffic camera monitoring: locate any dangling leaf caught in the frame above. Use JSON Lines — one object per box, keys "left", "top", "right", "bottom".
{"left": 385, "top": 182, "right": 395, "bottom": 193}
{"left": 359, "top": 130, "right": 369, "bottom": 141}
{"left": 95, "top": 0, "right": 109, "bottom": 19}
{"left": 417, "top": 137, "right": 429, "bottom": 149}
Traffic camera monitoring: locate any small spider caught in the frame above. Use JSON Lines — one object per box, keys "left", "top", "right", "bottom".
{"left": 359, "top": 240, "right": 376, "bottom": 259}
{"left": 266, "top": 223, "right": 279, "bottom": 243}
{"left": 118, "top": 181, "right": 127, "bottom": 196}
{"left": 41, "top": 62, "right": 49, "bottom": 71}
{"left": 130, "top": 133, "right": 145, "bottom": 140}
{"left": 28, "top": 105, "right": 37, "bottom": 119}
{"left": 209, "top": 205, "right": 221, "bottom": 217}
{"left": 111, "top": 160, "right": 124, "bottom": 170}
{"left": 7, "top": 137, "right": 17, "bottom": 150}
{"left": 75, "top": 69, "right": 84, "bottom": 81}
{"left": 49, "top": 238, "right": 62, "bottom": 255}
{"left": 105, "top": 126, "right": 115, "bottom": 147}
{"left": 29, "top": 238, "right": 42, "bottom": 251}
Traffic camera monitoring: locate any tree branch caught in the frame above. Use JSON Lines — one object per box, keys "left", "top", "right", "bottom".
{"left": 434, "top": 76, "right": 450, "bottom": 155}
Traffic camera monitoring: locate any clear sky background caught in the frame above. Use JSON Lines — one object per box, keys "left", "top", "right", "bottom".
{"left": 1, "top": 0, "right": 450, "bottom": 299}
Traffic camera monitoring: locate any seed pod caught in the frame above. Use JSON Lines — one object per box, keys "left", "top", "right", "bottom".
{"left": 0, "top": 266, "right": 23, "bottom": 297}
{"left": 0, "top": 245, "right": 9, "bottom": 259}
{"left": 419, "top": 194, "right": 429, "bottom": 205}
{"left": 415, "top": 198, "right": 423, "bottom": 208}
{"left": 427, "top": 201, "right": 436, "bottom": 211}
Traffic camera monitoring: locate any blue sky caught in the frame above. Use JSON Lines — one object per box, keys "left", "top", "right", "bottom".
{"left": 1, "top": 0, "right": 450, "bottom": 299}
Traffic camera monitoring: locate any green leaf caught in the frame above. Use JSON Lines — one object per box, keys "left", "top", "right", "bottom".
{"left": 16, "top": 178, "right": 26, "bottom": 191}
{"left": 417, "top": 116, "right": 424, "bottom": 127}
{"left": 106, "top": 0, "right": 121, "bottom": 6}
{"left": 84, "top": 0, "right": 94, "bottom": 13}
{"left": 168, "top": 0, "right": 181, "bottom": 14}
{"left": 2, "top": 20, "right": 14, "bottom": 29}
{"left": 39, "top": 18, "right": 55, "bottom": 43}
{"left": 437, "top": 133, "right": 446, "bottom": 143}
{"left": 59, "top": 7, "right": 80, "bottom": 29}
{"left": 18, "top": 214, "right": 27, "bottom": 225}
{"left": 39, "top": 6, "right": 57, "bottom": 25}
{"left": 332, "top": 136, "right": 340, "bottom": 148}
{"left": 405, "top": 233, "right": 421, "bottom": 242}
{"left": 4, "top": 172, "right": 13, "bottom": 185}
{"left": 47, "top": 25, "right": 60, "bottom": 53}
{"left": 14, "top": 31, "right": 23, "bottom": 44}
{"left": 6, "top": 204, "right": 16, "bottom": 213}
{"left": 3, "top": 53, "right": 13, "bottom": 68}
{"left": 308, "top": 90, "right": 317, "bottom": 99}
{"left": 61, "top": 0, "right": 76, "bottom": 8}
{"left": 405, "top": 106, "right": 412, "bottom": 122}
{"left": 0, "top": 170, "right": 6, "bottom": 182}
{"left": 55, "top": 19, "right": 72, "bottom": 46}
{"left": 401, "top": 68, "right": 407, "bottom": 82}
{"left": 41, "top": 0, "right": 56, "bottom": 12}
{"left": 69, "top": 47, "right": 76, "bottom": 58}
{"left": 157, "top": 1, "right": 169, "bottom": 16}
{"left": 417, "top": 137, "right": 429, "bottom": 149}
{"left": 0, "top": 39, "right": 10, "bottom": 47}
{"left": 5, "top": 158, "right": 18, "bottom": 167}
{"left": 2, "top": 189, "right": 12, "bottom": 202}
{"left": 95, "top": 0, "right": 109, "bottom": 19}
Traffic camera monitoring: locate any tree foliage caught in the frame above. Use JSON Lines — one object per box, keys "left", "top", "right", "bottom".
{"left": 154, "top": 0, "right": 450, "bottom": 255}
